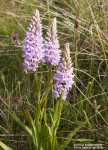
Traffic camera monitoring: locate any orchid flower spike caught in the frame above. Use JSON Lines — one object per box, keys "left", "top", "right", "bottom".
{"left": 54, "top": 43, "right": 75, "bottom": 100}
{"left": 43, "top": 18, "right": 61, "bottom": 66}
{"left": 23, "top": 9, "right": 43, "bottom": 72}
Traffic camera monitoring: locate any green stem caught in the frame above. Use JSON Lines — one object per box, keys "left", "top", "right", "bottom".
{"left": 52, "top": 92, "right": 63, "bottom": 150}
{"left": 52, "top": 134, "right": 56, "bottom": 150}
{"left": 34, "top": 72, "right": 41, "bottom": 148}
{"left": 56, "top": 92, "right": 63, "bottom": 128}
{"left": 41, "top": 66, "right": 52, "bottom": 104}
{"left": 34, "top": 72, "right": 40, "bottom": 103}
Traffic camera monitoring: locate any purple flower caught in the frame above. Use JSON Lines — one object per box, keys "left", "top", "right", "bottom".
{"left": 11, "top": 34, "right": 18, "bottom": 40}
{"left": 13, "top": 97, "right": 18, "bottom": 102}
{"left": 54, "top": 43, "right": 74, "bottom": 100}
{"left": 43, "top": 18, "right": 61, "bottom": 66}
{"left": 23, "top": 9, "right": 43, "bottom": 72}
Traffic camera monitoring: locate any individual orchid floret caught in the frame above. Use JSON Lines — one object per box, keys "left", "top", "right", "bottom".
{"left": 43, "top": 18, "right": 61, "bottom": 66}
{"left": 23, "top": 9, "right": 43, "bottom": 72}
{"left": 54, "top": 43, "right": 74, "bottom": 100}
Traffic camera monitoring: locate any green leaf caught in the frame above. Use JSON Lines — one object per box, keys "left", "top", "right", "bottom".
{"left": 39, "top": 146, "right": 44, "bottom": 150}
{"left": 27, "top": 110, "right": 38, "bottom": 149}
{"left": 45, "top": 123, "right": 52, "bottom": 138}
{"left": 58, "top": 121, "right": 87, "bottom": 150}
{"left": 83, "top": 110, "right": 94, "bottom": 136}
{"left": 0, "top": 141, "right": 13, "bottom": 150}
{"left": 49, "top": 111, "right": 55, "bottom": 127}
{"left": 41, "top": 86, "right": 51, "bottom": 104}
{"left": 45, "top": 122, "right": 53, "bottom": 149}
{"left": 9, "top": 112, "right": 32, "bottom": 136}
{"left": 54, "top": 94, "right": 63, "bottom": 132}
{"left": 53, "top": 100, "right": 59, "bottom": 122}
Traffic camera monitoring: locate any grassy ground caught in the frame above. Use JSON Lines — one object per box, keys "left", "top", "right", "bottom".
{"left": 0, "top": 0, "right": 108, "bottom": 149}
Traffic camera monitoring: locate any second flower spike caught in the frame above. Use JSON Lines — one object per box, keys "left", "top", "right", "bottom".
{"left": 43, "top": 18, "right": 61, "bottom": 66}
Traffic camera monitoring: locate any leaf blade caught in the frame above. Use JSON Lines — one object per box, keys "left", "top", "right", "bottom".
{"left": 10, "top": 112, "right": 32, "bottom": 136}
{"left": 0, "top": 141, "right": 13, "bottom": 150}
{"left": 58, "top": 121, "right": 87, "bottom": 150}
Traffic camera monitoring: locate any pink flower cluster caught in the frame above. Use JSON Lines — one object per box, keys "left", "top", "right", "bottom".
{"left": 54, "top": 52, "right": 74, "bottom": 100}
{"left": 23, "top": 10, "right": 74, "bottom": 100}
{"left": 43, "top": 18, "right": 61, "bottom": 66}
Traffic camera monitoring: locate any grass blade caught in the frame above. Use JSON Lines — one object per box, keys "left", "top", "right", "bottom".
{"left": 0, "top": 141, "right": 12, "bottom": 150}
{"left": 83, "top": 110, "right": 94, "bottom": 136}
{"left": 58, "top": 121, "right": 87, "bottom": 150}
{"left": 9, "top": 112, "right": 32, "bottom": 136}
